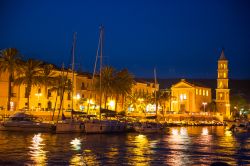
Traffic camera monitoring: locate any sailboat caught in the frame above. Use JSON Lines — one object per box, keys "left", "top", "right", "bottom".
{"left": 55, "top": 32, "right": 85, "bottom": 133}
{"left": 84, "top": 25, "right": 126, "bottom": 133}
{"left": 134, "top": 68, "right": 164, "bottom": 133}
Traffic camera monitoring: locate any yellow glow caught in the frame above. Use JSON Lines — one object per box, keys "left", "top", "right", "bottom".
{"left": 108, "top": 100, "right": 115, "bottom": 108}
{"left": 202, "top": 128, "right": 208, "bottom": 135}
{"left": 172, "top": 129, "right": 179, "bottom": 135}
{"left": 87, "top": 99, "right": 95, "bottom": 104}
{"left": 138, "top": 98, "right": 144, "bottom": 102}
{"left": 74, "top": 93, "right": 81, "bottom": 100}
{"left": 180, "top": 127, "right": 187, "bottom": 136}
{"left": 29, "top": 133, "right": 46, "bottom": 165}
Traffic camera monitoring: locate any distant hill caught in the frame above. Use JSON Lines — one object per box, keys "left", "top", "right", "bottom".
{"left": 137, "top": 78, "right": 250, "bottom": 102}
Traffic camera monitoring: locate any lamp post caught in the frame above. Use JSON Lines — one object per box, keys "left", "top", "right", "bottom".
{"left": 202, "top": 102, "right": 207, "bottom": 112}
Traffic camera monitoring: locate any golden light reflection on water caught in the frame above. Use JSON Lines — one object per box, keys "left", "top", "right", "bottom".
{"left": 167, "top": 128, "right": 190, "bottom": 166}
{"left": 126, "top": 134, "right": 152, "bottom": 166}
{"left": 81, "top": 149, "right": 100, "bottom": 165}
{"left": 202, "top": 127, "right": 209, "bottom": 135}
{"left": 29, "top": 133, "right": 47, "bottom": 165}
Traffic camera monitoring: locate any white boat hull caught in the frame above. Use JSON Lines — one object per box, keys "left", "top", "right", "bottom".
{"left": 0, "top": 122, "right": 54, "bottom": 132}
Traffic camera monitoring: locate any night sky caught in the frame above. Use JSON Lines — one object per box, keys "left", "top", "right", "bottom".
{"left": 1, "top": 0, "right": 250, "bottom": 79}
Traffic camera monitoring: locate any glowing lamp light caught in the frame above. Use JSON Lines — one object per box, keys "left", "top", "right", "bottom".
{"left": 108, "top": 100, "right": 115, "bottom": 108}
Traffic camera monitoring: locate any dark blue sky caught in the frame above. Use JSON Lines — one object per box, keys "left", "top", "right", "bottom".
{"left": 1, "top": 0, "right": 250, "bottom": 79}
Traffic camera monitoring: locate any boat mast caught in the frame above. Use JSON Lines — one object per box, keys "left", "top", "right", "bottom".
{"left": 99, "top": 25, "right": 104, "bottom": 119}
{"left": 71, "top": 32, "right": 77, "bottom": 119}
{"left": 154, "top": 67, "right": 158, "bottom": 119}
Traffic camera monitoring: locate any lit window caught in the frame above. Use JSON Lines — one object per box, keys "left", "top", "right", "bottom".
{"left": 199, "top": 89, "right": 201, "bottom": 95}
{"left": 196, "top": 89, "right": 198, "bottom": 95}
{"left": 220, "top": 64, "right": 223, "bottom": 68}
{"left": 183, "top": 94, "right": 187, "bottom": 100}
{"left": 203, "top": 90, "right": 205, "bottom": 96}
{"left": 224, "top": 73, "right": 226, "bottom": 78}
{"left": 224, "top": 64, "right": 226, "bottom": 69}
{"left": 180, "top": 94, "right": 183, "bottom": 100}
{"left": 206, "top": 90, "right": 208, "bottom": 96}
{"left": 219, "top": 82, "right": 223, "bottom": 88}
{"left": 219, "top": 93, "right": 223, "bottom": 100}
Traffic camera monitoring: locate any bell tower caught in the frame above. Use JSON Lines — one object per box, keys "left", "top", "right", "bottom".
{"left": 216, "top": 49, "right": 230, "bottom": 117}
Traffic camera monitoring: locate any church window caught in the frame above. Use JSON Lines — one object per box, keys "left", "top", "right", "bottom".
{"left": 183, "top": 94, "right": 187, "bottom": 99}
{"left": 196, "top": 89, "right": 198, "bottom": 95}
{"left": 180, "top": 94, "right": 183, "bottom": 100}
{"left": 206, "top": 90, "right": 208, "bottom": 96}
{"left": 199, "top": 89, "right": 201, "bottom": 95}
{"left": 203, "top": 90, "right": 205, "bottom": 96}
{"left": 220, "top": 64, "right": 223, "bottom": 69}
{"left": 224, "top": 64, "right": 226, "bottom": 69}
{"left": 224, "top": 73, "right": 226, "bottom": 78}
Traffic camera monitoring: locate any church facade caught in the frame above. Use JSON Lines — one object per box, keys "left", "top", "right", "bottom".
{"left": 171, "top": 79, "right": 212, "bottom": 113}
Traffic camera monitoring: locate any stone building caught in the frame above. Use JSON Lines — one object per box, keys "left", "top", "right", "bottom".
{"left": 171, "top": 79, "right": 212, "bottom": 113}
{"left": 215, "top": 49, "right": 230, "bottom": 118}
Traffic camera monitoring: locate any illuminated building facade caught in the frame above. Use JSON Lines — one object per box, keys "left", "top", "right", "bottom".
{"left": 215, "top": 50, "right": 230, "bottom": 117}
{"left": 171, "top": 79, "right": 212, "bottom": 113}
{"left": 0, "top": 69, "right": 158, "bottom": 115}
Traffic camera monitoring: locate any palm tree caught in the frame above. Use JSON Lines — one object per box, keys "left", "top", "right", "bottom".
{"left": 39, "top": 64, "right": 57, "bottom": 99}
{"left": 113, "top": 69, "right": 133, "bottom": 112}
{"left": 95, "top": 66, "right": 116, "bottom": 109}
{"left": 95, "top": 66, "right": 134, "bottom": 112}
{"left": 14, "top": 59, "right": 43, "bottom": 110}
{"left": 0, "top": 48, "right": 21, "bottom": 110}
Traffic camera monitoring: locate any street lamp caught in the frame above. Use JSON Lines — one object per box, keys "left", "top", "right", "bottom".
{"left": 202, "top": 102, "right": 207, "bottom": 112}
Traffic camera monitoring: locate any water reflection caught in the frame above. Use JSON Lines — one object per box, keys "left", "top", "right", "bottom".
{"left": 0, "top": 127, "right": 249, "bottom": 165}
{"left": 202, "top": 127, "right": 209, "bottom": 135}
{"left": 70, "top": 138, "right": 81, "bottom": 151}
{"left": 167, "top": 127, "right": 191, "bottom": 165}
{"left": 28, "top": 133, "right": 47, "bottom": 165}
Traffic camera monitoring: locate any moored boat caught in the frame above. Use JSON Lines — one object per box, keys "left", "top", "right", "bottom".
{"left": 55, "top": 120, "right": 84, "bottom": 133}
{"left": 134, "top": 122, "right": 164, "bottom": 133}
{"left": 0, "top": 112, "right": 55, "bottom": 132}
{"left": 84, "top": 119, "right": 126, "bottom": 134}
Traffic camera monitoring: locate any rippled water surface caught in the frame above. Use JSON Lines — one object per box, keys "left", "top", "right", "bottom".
{"left": 0, "top": 126, "right": 249, "bottom": 165}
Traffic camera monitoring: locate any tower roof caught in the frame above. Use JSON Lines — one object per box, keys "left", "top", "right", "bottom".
{"left": 219, "top": 49, "right": 227, "bottom": 60}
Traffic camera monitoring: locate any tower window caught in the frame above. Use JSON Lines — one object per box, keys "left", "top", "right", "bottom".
{"left": 219, "top": 82, "right": 223, "bottom": 88}
{"left": 203, "top": 90, "right": 205, "bottom": 96}
{"left": 196, "top": 89, "right": 198, "bottom": 95}
{"left": 224, "top": 73, "right": 227, "bottom": 78}
{"left": 206, "top": 90, "right": 208, "bottom": 96}
{"left": 199, "top": 89, "right": 201, "bottom": 95}
{"left": 224, "top": 64, "right": 226, "bottom": 69}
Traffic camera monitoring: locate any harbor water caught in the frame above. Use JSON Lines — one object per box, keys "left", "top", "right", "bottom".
{"left": 0, "top": 126, "right": 249, "bottom": 165}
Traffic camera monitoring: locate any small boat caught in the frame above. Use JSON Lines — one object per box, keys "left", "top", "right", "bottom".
{"left": 229, "top": 123, "right": 250, "bottom": 133}
{"left": 0, "top": 112, "right": 55, "bottom": 132}
{"left": 134, "top": 122, "right": 164, "bottom": 133}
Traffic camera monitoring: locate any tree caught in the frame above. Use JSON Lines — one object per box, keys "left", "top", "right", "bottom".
{"left": 39, "top": 64, "right": 57, "bottom": 99}
{"left": 14, "top": 59, "right": 43, "bottom": 110}
{"left": 230, "top": 94, "right": 247, "bottom": 118}
{"left": 95, "top": 66, "right": 134, "bottom": 112}
{"left": 113, "top": 69, "right": 133, "bottom": 112}
{"left": 0, "top": 48, "right": 21, "bottom": 110}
